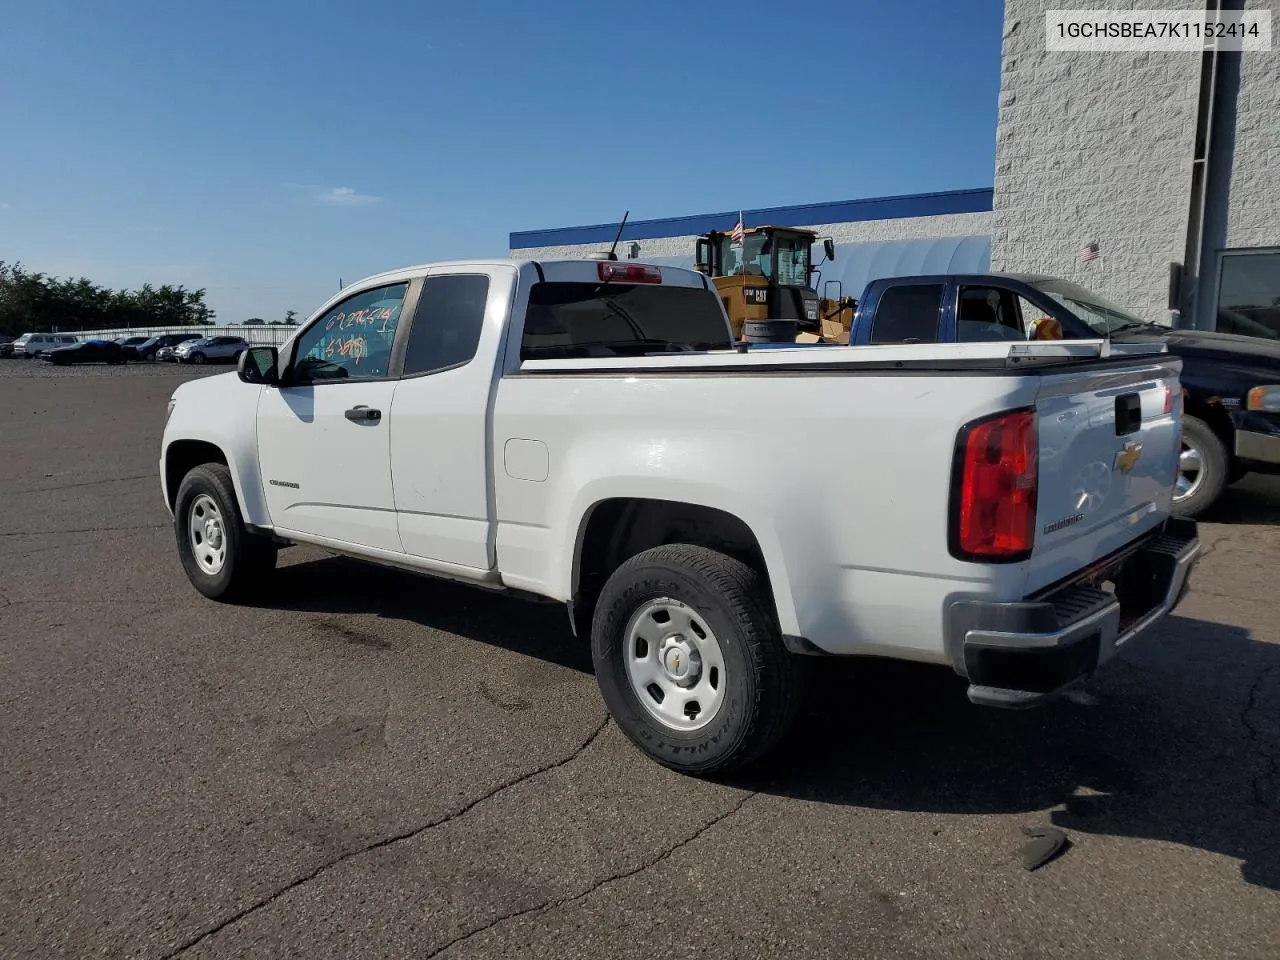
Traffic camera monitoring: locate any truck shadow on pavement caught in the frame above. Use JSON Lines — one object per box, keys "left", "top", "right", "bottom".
{"left": 758, "top": 615, "right": 1280, "bottom": 890}
{"left": 250, "top": 560, "right": 1278, "bottom": 891}
{"left": 253, "top": 554, "right": 593, "bottom": 673}
{"left": 1205, "top": 474, "right": 1280, "bottom": 525}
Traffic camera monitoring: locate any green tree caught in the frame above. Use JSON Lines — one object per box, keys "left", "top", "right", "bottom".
{"left": 0, "top": 261, "right": 215, "bottom": 337}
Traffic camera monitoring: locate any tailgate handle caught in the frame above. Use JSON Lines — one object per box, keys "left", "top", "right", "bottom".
{"left": 1115, "top": 393, "right": 1141, "bottom": 436}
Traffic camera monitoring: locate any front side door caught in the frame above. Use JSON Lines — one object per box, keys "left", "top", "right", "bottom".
{"left": 257, "top": 280, "right": 414, "bottom": 553}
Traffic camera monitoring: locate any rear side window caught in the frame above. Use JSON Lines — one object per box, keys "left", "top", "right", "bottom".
{"left": 402, "top": 274, "right": 489, "bottom": 376}
{"left": 520, "top": 282, "right": 731, "bottom": 360}
{"left": 870, "top": 284, "right": 943, "bottom": 344}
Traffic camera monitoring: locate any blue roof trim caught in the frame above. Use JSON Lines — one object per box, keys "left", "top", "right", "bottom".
{"left": 508, "top": 187, "right": 993, "bottom": 249}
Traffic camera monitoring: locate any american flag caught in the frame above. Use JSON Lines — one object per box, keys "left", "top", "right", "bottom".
{"left": 731, "top": 213, "right": 745, "bottom": 246}
{"left": 1081, "top": 241, "right": 1100, "bottom": 263}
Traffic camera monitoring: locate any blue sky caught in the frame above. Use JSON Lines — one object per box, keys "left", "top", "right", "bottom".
{"left": 0, "top": 0, "right": 1003, "bottom": 324}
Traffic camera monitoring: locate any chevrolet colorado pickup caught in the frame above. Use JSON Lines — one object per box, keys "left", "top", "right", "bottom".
{"left": 160, "top": 258, "right": 1200, "bottom": 775}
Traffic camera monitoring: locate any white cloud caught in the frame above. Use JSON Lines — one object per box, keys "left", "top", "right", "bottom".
{"left": 288, "top": 184, "right": 381, "bottom": 207}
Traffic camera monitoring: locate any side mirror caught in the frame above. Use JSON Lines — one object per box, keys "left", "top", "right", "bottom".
{"left": 237, "top": 346, "right": 279, "bottom": 385}
{"left": 823, "top": 238, "right": 836, "bottom": 262}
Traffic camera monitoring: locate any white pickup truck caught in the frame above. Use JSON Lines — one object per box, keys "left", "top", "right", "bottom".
{"left": 160, "top": 257, "right": 1201, "bottom": 775}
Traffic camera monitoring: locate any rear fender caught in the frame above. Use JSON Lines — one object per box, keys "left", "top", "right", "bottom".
{"left": 562, "top": 478, "right": 801, "bottom": 636}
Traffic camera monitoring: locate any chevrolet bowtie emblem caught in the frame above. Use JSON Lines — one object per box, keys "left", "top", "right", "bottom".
{"left": 1115, "top": 441, "right": 1143, "bottom": 474}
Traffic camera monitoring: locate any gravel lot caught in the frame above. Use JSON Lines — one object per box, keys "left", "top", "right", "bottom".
{"left": 2, "top": 360, "right": 1278, "bottom": 960}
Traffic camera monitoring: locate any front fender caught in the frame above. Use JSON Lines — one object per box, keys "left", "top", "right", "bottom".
{"left": 160, "top": 375, "right": 270, "bottom": 526}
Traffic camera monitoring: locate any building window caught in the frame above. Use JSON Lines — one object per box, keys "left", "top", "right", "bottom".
{"left": 1216, "top": 248, "right": 1280, "bottom": 341}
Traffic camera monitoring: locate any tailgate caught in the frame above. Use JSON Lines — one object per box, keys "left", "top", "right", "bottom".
{"left": 1027, "top": 355, "right": 1182, "bottom": 593}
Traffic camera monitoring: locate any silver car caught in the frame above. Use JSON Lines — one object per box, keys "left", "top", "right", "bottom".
{"left": 175, "top": 336, "right": 249, "bottom": 364}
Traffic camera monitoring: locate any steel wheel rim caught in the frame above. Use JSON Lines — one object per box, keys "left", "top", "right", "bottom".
{"left": 623, "top": 598, "right": 726, "bottom": 732}
{"left": 1174, "top": 440, "right": 1203, "bottom": 501}
{"left": 188, "top": 494, "right": 227, "bottom": 575}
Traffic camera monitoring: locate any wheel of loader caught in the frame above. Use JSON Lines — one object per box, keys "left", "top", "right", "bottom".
{"left": 743, "top": 320, "right": 799, "bottom": 343}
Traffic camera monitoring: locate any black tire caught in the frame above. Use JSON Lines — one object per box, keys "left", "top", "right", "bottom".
{"left": 590, "top": 544, "right": 801, "bottom": 776}
{"left": 743, "top": 319, "right": 799, "bottom": 343}
{"left": 174, "top": 463, "right": 277, "bottom": 601}
{"left": 190, "top": 351, "right": 206, "bottom": 364}
{"left": 1171, "top": 415, "right": 1229, "bottom": 518}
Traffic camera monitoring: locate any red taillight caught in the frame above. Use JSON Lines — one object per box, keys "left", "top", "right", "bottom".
{"left": 952, "top": 408, "right": 1038, "bottom": 561}
{"left": 597, "top": 261, "right": 662, "bottom": 284}
{"left": 1163, "top": 384, "right": 1175, "bottom": 415}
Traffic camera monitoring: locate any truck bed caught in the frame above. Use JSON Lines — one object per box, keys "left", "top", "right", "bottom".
{"left": 494, "top": 338, "right": 1181, "bottom": 668}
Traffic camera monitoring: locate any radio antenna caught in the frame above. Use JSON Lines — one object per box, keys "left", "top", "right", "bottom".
{"left": 606, "top": 210, "right": 630, "bottom": 261}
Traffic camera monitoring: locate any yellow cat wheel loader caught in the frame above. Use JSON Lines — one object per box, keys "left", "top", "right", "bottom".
{"left": 693, "top": 225, "right": 856, "bottom": 343}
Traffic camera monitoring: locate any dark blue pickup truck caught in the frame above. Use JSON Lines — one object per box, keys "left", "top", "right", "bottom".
{"left": 755, "top": 272, "right": 1280, "bottom": 518}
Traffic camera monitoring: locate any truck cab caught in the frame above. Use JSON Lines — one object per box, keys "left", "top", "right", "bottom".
{"left": 847, "top": 273, "right": 1084, "bottom": 346}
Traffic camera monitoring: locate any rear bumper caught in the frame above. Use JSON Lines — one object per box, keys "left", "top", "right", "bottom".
{"left": 948, "top": 517, "right": 1200, "bottom": 708}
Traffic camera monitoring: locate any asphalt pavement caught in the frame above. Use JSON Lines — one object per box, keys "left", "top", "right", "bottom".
{"left": 1, "top": 360, "right": 1278, "bottom": 960}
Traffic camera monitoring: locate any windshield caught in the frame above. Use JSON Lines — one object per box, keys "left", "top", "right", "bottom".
{"left": 715, "top": 232, "right": 812, "bottom": 286}
{"left": 1025, "top": 277, "right": 1156, "bottom": 335}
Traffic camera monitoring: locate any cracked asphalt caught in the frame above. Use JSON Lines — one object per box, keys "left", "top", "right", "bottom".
{"left": 2, "top": 361, "right": 1278, "bottom": 960}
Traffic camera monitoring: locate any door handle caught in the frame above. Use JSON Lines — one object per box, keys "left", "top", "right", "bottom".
{"left": 344, "top": 405, "right": 382, "bottom": 423}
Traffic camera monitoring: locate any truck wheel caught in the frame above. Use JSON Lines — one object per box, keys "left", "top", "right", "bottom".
{"left": 1171, "top": 415, "right": 1228, "bottom": 518}
{"left": 174, "top": 463, "right": 277, "bottom": 601}
{"left": 590, "top": 544, "right": 801, "bottom": 776}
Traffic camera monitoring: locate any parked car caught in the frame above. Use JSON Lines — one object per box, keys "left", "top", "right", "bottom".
{"left": 832, "top": 273, "right": 1280, "bottom": 518}
{"left": 134, "top": 333, "right": 202, "bottom": 362}
{"left": 0, "top": 336, "right": 14, "bottom": 358}
{"left": 160, "top": 257, "right": 1199, "bottom": 776}
{"left": 174, "top": 336, "right": 249, "bottom": 364}
{"left": 13, "top": 332, "right": 78, "bottom": 358}
{"left": 112, "top": 335, "right": 152, "bottom": 360}
{"left": 44, "top": 338, "right": 125, "bottom": 365}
